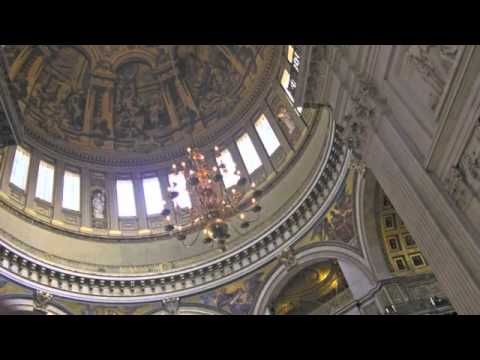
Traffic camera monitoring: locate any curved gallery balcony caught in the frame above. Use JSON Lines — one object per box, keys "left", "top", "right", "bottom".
{"left": 0, "top": 107, "right": 348, "bottom": 303}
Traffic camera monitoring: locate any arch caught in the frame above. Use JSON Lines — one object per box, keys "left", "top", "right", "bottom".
{"left": 145, "top": 303, "right": 228, "bottom": 316}
{"left": 354, "top": 170, "right": 394, "bottom": 280}
{"left": 252, "top": 243, "right": 377, "bottom": 315}
{"left": 0, "top": 295, "right": 72, "bottom": 315}
{"left": 112, "top": 51, "right": 157, "bottom": 73}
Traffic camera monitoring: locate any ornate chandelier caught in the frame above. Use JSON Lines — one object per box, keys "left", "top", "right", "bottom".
{"left": 161, "top": 146, "right": 262, "bottom": 251}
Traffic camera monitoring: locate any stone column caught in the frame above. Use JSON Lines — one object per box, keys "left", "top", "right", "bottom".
{"left": 80, "top": 167, "right": 91, "bottom": 229}
{"left": 364, "top": 121, "right": 480, "bottom": 314}
{"left": 245, "top": 124, "right": 275, "bottom": 175}
{"left": 0, "top": 147, "right": 15, "bottom": 193}
{"left": 106, "top": 172, "right": 119, "bottom": 232}
{"left": 25, "top": 151, "right": 40, "bottom": 210}
{"left": 159, "top": 170, "right": 173, "bottom": 212}
{"left": 133, "top": 174, "right": 148, "bottom": 230}
{"left": 338, "top": 260, "right": 376, "bottom": 300}
{"left": 52, "top": 160, "right": 65, "bottom": 221}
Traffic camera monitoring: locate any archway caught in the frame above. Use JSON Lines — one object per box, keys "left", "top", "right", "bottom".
{"left": 253, "top": 244, "right": 377, "bottom": 315}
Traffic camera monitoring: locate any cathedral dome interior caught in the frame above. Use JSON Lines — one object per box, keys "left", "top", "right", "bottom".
{"left": 0, "top": 44, "right": 476, "bottom": 315}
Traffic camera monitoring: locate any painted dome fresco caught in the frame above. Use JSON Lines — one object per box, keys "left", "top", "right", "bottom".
{"left": 4, "top": 45, "right": 279, "bottom": 165}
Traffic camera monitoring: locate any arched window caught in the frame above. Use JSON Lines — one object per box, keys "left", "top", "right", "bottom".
{"left": 237, "top": 133, "right": 262, "bottom": 174}
{"left": 216, "top": 148, "right": 240, "bottom": 188}
{"left": 63, "top": 171, "right": 81, "bottom": 211}
{"left": 10, "top": 146, "right": 31, "bottom": 190}
{"left": 35, "top": 160, "right": 55, "bottom": 203}
{"left": 255, "top": 114, "right": 281, "bottom": 156}
{"left": 143, "top": 177, "right": 165, "bottom": 216}
{"left": 116, "top": 179, "right": 136, "bottom": 217}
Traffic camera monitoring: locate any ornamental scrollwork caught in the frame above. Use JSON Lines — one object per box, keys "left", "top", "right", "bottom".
{"left": 278, "top": 247, "right": 297, "bottom": 271}
{"left": 341, "top": 80, "right": 389, "bottom": 169}
{"left": 460, "top": 150, "right": 480, "bottom": 184}
{"left": 444, "top": 166, "right": 473, "bottom": 211}
{"left": 33, "top": 290, "right": 53, "bottom": 311}
{"left": 161, "top": 297, "right": 180, "bottom": 315}
{"left": 405, "top": 45, "right": 459, "bottom": 111}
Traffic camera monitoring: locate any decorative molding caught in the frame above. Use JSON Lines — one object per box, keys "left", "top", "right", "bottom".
{"left": 33, "top": 290, "right": 53, "bottom": 311}
{"left": 444, "top": 166, "right": 473, "bottom": 211}
{"left": 277, "top": 247, "right": 297, "bottom": 271}
{"left": 161, "top": 297, "right": 180, "bottom": 315}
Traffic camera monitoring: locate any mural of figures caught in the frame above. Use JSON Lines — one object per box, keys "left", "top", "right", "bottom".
{"left": 6, "top": 45, "right": 273, "bottom": 155}
{"left": 197, "top": 272, "right": 265, "bottom": 315}
{"left": 310, "top": 172, "right": 355, "bottom": 244}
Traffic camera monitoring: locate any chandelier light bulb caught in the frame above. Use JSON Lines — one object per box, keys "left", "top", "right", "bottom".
{"left": 187, "top": 147, "right": 192, "bottom": 153}
{"left": 240, "top": 213, "right": 246, "bottom": 220}
{"left": 214, "top": 146, "right": 219, "bottom": 152}
{"left": 251, "top": 182, "right": 256, "bottom": 188}
{"left": 181, "top": 162, "right": 186, "bottom": 168}
{"left": 172, "top": 164, "right": 177, "bottom": 170}
{"left": 251, "top": 198, "right": 257, "bottom": 204}
{"left": 212, "top": 166, "right": 218, "bottom": 172}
